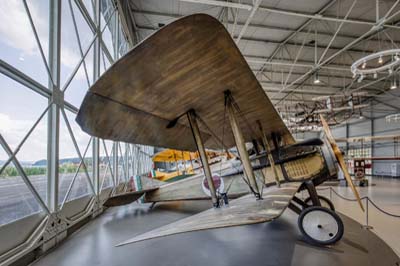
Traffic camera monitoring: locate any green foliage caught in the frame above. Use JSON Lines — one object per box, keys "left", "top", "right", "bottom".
{"left": 0, "top": 166, "right": 46, "bottom": 178}
{"left": 58, "top": 163, "right": 84, "bottom": 174}
{"left": 0, "top": 162, "right": 86, "bottom": 178}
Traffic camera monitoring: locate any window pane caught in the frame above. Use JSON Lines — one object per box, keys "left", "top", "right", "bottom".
{"left": 60, "top": 0, "right": 95, "bottom": 90}
{"left": 0, "top": 1, "right": 49, "bottom": 86}
{"left": 59, "top": 112, "right": 92, "bottom": 203}
{"left": 0, "top": 161, "right": 43, "bottom": 226}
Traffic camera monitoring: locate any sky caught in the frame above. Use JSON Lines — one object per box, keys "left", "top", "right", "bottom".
{"left": 0, "top": 0, "right": 115, "bottom": 162}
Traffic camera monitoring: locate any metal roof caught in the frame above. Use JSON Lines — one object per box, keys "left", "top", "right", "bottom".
{"left": 116, "top": 0, "right": 400, "bottom": 121}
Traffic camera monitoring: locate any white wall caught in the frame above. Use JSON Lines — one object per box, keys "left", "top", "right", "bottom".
{"left": 328, "top": 116, "right": 400, "bottom": 177}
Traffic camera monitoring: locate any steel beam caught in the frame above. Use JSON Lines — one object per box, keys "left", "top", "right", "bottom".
{"left": 178, "top": 0, "right": 400, "bottom": 28}
{"left": 113, "top": 142, "right": 119, "bottom": 187}
{"left": 131, "top": 9, "right": 398, "bottom": 44}
{"left": 0, "top": 134, "right": 50, "bottom": 214}
{"left": 136, "top": 23, "right": 376, "bottom": 55}
{"left": 0, "top": 59, "right": 51, "bottom": 98}
{"left": 246, "top": 57, "right": 350, "bottom": 71}
{"left": 257, "top": 4, "right": 400, "bottom": 29}
{"left": 256, "top": 0, "right": 337, "bottom": 77}
{"left": 93, "top": 0, "right": 101, "bottom": 195}
{"left": 47, "top": 0, "right": 61, "bottom": 212}
{"left": 235, "top": 0, "right": 261, "bottom": 44}
{"left": 278, "top": 29, "right": 400, "bottom": 103}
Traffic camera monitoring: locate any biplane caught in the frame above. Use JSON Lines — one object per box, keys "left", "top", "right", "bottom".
{"left": 151, "top": 148, "right": 232, "bottom": 182}
{"left": 279, "top": 92, "right": 369, "bottom": 129}
{"left": 151, "top": 149, "right": 196, "bottom": 182}
{"left": 76, "top": 14, "right": 364, "bottom": 247}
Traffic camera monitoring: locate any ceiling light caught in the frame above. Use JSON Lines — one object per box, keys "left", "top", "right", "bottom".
{"left": 378, "top": 55, "right": 383, "bottom": 64}
{"left": 313, "top": 72, "right": 321, "bottom": 84}
{"left": 391, "top": 78, "right": 397, "bottom": 90}
{"left": 361, "top": 61, "right": 366, "bottom": 69}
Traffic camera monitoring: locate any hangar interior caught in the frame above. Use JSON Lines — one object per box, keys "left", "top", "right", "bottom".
{"left": 0, "top": 0, "right": 400, "bottom": 265}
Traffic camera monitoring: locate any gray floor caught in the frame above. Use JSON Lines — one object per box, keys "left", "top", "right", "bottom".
{"left": 317, "top": 177, "right": 400, "bottom": 255}
{"left": 32, "top": 198, "right": 400, "bottom": 266}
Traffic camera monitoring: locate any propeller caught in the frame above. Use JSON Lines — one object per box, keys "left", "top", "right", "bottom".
{"left": 320, "top": 115, "right": 365, "bottom": 212}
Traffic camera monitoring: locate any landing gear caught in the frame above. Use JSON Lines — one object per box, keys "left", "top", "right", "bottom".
{"left": 289, "top": 180, "right": 344, "bottom": 246}
{"left": 304, "top": 195, "right": 335, "bottom": 211}
{"left": 149, "top": 202, "right": 157, "bottom": 210}
{"left": 298, "top": 206, "right": 344, "bottom": 245}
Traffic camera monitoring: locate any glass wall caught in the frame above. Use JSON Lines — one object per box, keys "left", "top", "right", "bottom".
{"left": 0, "top": 0, "right": 153, "bottom": 226}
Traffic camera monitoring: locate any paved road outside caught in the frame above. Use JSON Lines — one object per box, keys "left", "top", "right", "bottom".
{"left": 0, "top": 170, "right": 113, "bottom": 225}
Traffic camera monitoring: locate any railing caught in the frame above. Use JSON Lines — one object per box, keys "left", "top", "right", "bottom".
{"left": 316, "top": 186, "right": 400, "bottom": 229}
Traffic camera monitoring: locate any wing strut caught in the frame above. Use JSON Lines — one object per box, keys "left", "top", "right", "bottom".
{"left": 257, "top": 121, "right": 280, "bottom": 186}
{"left": 226, "top": 91, "right": 261, "bottom": 199}
{"left": 187, "top": 109, "right": 219, "bottom": 207}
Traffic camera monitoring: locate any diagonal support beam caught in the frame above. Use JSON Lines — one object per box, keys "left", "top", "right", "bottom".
{"left": 373, "top": 98, "right": 400, "bottom": 112}
{"left": 256, "top": 0, "right": 337, "bottom": 77}
{"left": 0, "top": 134, "right": 50, "bottom": 214}
{"left": 235, "top": 0, "right": 261, "bottom": 44}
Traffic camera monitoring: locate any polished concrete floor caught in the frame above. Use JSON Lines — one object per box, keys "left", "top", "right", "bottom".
{"left": 316, "top": 177, "right": 400, "bottom": 255}
{"left": 32, "top": 178, "right": 400, "bottom": 266}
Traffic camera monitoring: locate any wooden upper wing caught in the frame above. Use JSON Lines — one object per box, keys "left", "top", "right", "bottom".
{"left": 76, "top": 14, "right": 294, "bottom": 151}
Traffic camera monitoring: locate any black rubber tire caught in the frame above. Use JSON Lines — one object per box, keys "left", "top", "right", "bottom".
{"left": 298, "top": 206, "right": 344, "bottom": 246}
{"left": 304, "top": 195, "right": 335, "bottom": 211}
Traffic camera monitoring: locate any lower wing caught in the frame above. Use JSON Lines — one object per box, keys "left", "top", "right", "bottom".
{"left": 117, "top": 182, "right": 301, "bottom": 246}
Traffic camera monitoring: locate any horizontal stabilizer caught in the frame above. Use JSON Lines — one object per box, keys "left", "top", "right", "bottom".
{"left": 117, "top": 183, "right": 300, "bottom": 246}
{"left": 104, "top": 188, "right": 158, "bottom": 207}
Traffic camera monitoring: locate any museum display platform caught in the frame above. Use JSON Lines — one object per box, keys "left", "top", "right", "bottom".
{"left": 32, "top": 200, "right": 400, "bottom": 266}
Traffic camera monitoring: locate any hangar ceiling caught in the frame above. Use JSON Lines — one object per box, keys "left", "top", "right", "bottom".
{"left": 117, "top": 0, "right": 400, "bottom": 127}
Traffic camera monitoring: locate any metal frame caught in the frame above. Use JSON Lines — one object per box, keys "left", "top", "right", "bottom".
{"left": 0, "top": 1, "right": 154, "bottom": 264}
{"left": 130, "top": 1, "right": 400, "bottom": 115}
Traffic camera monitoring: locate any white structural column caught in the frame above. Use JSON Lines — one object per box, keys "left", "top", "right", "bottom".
{"left": 187, "top": 110, "right": 218, "bottom": 207}
{"left": 47, "top": 0, "right": 62, "bottom": 212}
{"left": 113, "top": 143, "right": 119, "bottom": 188}
{"left": 92, "top": 0, "right": 101, "bottom": 195}
{"left": 226, "top": 97, "right": 260, "bottom": 197}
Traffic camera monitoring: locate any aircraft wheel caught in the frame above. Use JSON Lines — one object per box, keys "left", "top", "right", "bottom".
{"left": 304, "top": 195, "right": 335, "bottom": 211}
{"left": 298, "top": 206, "right": 344, "bottom": 246}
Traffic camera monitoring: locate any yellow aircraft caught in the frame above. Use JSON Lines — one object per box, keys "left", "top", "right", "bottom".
{"left": 152, "top": 149, "right": 234, "bottom": 182}
{"left": 151, "top": 149, "right": 196, "bottom": 182}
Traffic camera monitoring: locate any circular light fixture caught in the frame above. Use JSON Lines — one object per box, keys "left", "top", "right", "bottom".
{"left": 386, "top": 113, "right": 400, "bottom": 123}
{"left": 351, "top": 49, "right": 400, "bottom": 77}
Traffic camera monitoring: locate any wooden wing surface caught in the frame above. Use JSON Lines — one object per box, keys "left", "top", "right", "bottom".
{"left": 117, "top": 182, "right": 301, "bottom": 246}
{"left": 76, "top": 14, "right": 294, "bottom": 151}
